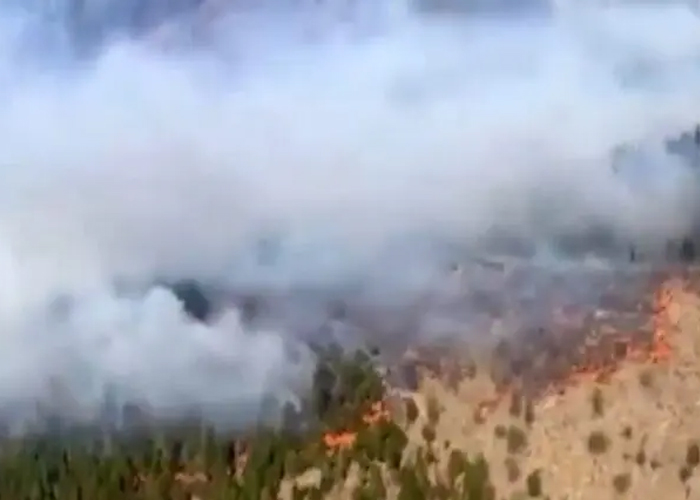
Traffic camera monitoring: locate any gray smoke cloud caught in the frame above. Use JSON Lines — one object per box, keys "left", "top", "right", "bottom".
{"left": 0, "top": 0, "right": 698, "bottom": 431}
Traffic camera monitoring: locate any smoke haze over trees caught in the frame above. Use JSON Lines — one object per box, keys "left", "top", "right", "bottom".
{"left": 0, "top": 0, "right": 698, "bottom": 431}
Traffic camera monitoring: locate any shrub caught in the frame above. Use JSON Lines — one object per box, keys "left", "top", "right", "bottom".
{"left": 621, "top": 426, "right": 632, "bottom": 440}
{"left": 494, "top": 424, "right": 507, "bottom": 439}
{"left": 509, "top": 391, "right": 523, "bottom": 418}
{"left": 612, "top": 473, "right": 631, "bottom": 494}
{"left": 367, "top": 463, "right": 387, "bottom": 499}
{"left": 463, "top": 454, "right": 493, "bottom": 500}
{"left": 380, "top": 426, "right": 407, "bottom": 471}
{"left": 426, "top": 396, "right": 442, "bottom": 426}
{"left": 679, "top": 466, "right": 693, "bottom": 483}
{"left": 524, "top": 399, "right": 535, "bottom": 426}
{"left": 591, "top": 388, "right": 604, "bottom": 418}
{"left": 506, "top": 426, "right": 528, "bottom": 454}
{"left": 397, "top": 466, "right": 426, "bottom": 500}
{"left": 686, "top": 443, "right": 700, "bottom": 468}
{"left": 526, "top": 469, "right": 542, "bottom": 497}
{"left": 414, "top": 452, "right": 431, "bottom": 492}
{"left": 587, "top": 431, "right": 609, "bottom": 455}
{"left": 638, "top": 369, "right": 654, "bottom": 388}
{"left": 505, "top": 457, "right": 521, "bottom": 483}
{"left": 447, "top": 450, "right": 467, "bottom": 485}
{"left": 404, "top": 399, "right": 419, "bottom": 425}
{"left": 431, "top": 480, "right": 452, "bottom": 500}
{"left": 421, "top": 425, "right": 436, "bottom": 444}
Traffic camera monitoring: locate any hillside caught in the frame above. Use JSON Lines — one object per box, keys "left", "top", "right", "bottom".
{"left": 287, "top": 269, "right": 700, "bottom": 500}
{"left": 378, "top": 273, "right": 696, "bottom": 500}
{"left": 0, "top": 268, "right": 697, "bottom": 500}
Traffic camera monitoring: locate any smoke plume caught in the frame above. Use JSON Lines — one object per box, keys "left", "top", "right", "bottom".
{"left": 0, "top": 0, "right": 698, "bottom": 431}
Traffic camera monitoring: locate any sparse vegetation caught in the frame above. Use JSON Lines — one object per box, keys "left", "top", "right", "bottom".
{"left": 0, "top": 272, "right": 694, "bottom": 500}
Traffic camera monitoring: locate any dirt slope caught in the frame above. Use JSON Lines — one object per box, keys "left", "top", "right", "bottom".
{"left": 390, "top": 275, "right": 700, "bottom": 500}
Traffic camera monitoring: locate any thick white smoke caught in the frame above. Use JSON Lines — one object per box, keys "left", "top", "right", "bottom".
{"left": 0, "top": 0, "right": 698, "bottom": 430}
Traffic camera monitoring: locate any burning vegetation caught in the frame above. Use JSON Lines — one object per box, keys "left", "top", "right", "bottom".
{"left": 0, "top": 264, "right": 698, "bottom": 499}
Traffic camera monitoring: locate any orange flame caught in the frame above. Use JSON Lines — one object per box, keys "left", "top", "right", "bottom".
{"left": 323, "top": 431, "right": 357, "bottom": 450}
{"left": 473, "top": 277, "right": 682, "bottom": 418}
{"left": 322, "top": 401, "right": 390, "bottom": 451}
{"left": 649, "top": 282, "right": 676, "bottom": 363}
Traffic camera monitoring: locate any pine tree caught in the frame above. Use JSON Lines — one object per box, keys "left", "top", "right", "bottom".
{"left": 397, "top": 466, "right": 426, "bottom": 500}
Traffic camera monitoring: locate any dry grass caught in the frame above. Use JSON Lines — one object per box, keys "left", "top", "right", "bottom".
{"left": 284, "top": 272, "right": 700, "bottom": 500}
{"left": 358, "top": 275, "right": 700, "bottom": 500}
